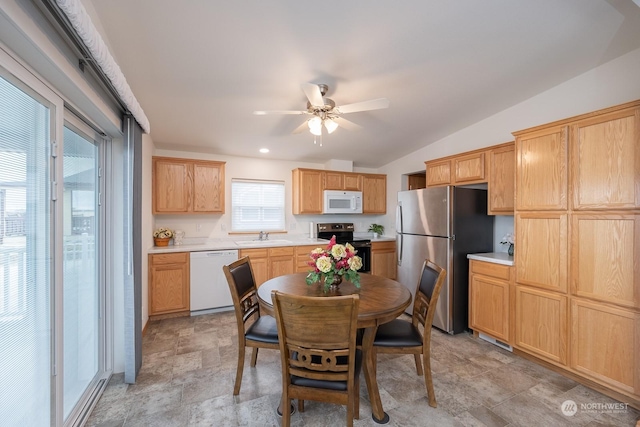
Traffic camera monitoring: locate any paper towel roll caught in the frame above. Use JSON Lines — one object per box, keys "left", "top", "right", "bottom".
{"left": 309, "top": 222, "right": 314, "bottom": 238}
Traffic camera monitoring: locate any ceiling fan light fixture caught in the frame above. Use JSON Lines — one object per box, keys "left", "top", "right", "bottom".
{"left": 324, "top": 118, "right": 338, "bottom": 134}
{"left": 308, "top": 116, "right": 322, "bottom": 135}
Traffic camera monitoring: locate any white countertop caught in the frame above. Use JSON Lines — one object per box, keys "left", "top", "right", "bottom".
{"left": 467, "top": 252, "right": 514, "bottom": 266}
{"left": 148, "top": 237, "right": 331, "bottom": 254}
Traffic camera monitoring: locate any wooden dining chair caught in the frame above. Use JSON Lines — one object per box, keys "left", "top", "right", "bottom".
{"left": 223, "top": 257, "right": 279, "bottom": 396}
{"left": 271, "top": 291, "right": 361, "bottom": 427}
{"left": 372, "top": 259, "right": 446, "bottom": 407}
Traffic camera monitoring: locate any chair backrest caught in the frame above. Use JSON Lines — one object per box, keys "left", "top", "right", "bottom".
{"left": 412, "top": 259, "right": 447, "bottom": 330}
{"left": 223, "top": 257, "right": 260, "bottom": 327}
{"left": 271, "top": 291, "right": 360, "bottom": 382}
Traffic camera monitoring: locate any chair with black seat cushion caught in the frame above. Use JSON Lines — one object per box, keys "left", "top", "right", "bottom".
{"left": 373, "top": 259, "right": 446, "bottom": 407}
{"left": 271, "top": 291, "right": 361, "bottom": 427}
{"left": 223, "top": 257, "right": 279, "bottom": 396}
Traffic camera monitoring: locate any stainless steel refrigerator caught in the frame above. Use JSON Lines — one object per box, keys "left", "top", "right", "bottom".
{"left": 396, "top": 187, "right": 494, "bottom": 334}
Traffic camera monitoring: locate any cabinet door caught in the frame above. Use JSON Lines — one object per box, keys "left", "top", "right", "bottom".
{"left": 323, "top": 171, "right": 344, "bottom": 190}
{"left": 293, "top": 169, "right": 323, "bottom": 214}
{"left": 571, "top": 213, "right": 638, "bottom": 309}
{"left": 343, "top": 173, "right": 363, "bottom": 191}
{"left": 371, "top": 241, "right": 396, "bottom": 279}
{"left": 469, "top": 274, "right": 510, "bottom": 342}
{"left": 238, "top": 249, "right": 269, "bottom": 287}
{"left": 153, "top": 158, "right": 191, "bottom": 213}
{"left": 425, "top": 159, "right": 451, "bottom": 187}
{"left": 516, "top": 126, "right": 568, "bottom": 210}
{"left": 193, "top": 162, "right": 224, "bottom": 213}
{"left": 515, "top": 286, "right": 567, "bottom": 365}
{"left": 488, "top": 144, "right": 515, "bottom": 215}
{"left": 453, "top": 151, "right": 486, "bottom": 184}
{"left": 268, "top": 247, "right": 295, "bottom": 279}
{"left": 571, "top": 298, "right": 639, "bottom": 395}
{"left": 570, "top": 107, "right": 640, "bottom": 210}
{"left": 516, "top": 213, "right": 568, "bottom": 293}
{"left": 362, "top": 174, "right": 386, "bottom": 214}
{"left": 149, "top": 253, "right": 190, "bottom": 315}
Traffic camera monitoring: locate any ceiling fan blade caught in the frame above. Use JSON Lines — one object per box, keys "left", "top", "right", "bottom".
{"left": 301, "top": 83, "right": 324, "bottom": 107}
{"left": 292, "top": 120, "right": 309, "bottom": 134}
{"left": 253, "top": 110, "right": 307, "bottom": 115}
{"left": 333, "top": 117, "right": 362, "bottom": 131}
{"left": 335, "top": 98, "right": 390, "bottom": 114}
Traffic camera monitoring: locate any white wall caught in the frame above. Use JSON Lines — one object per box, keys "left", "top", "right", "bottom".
{"left": 379, "top": 47, "right": 640, "bottom": 251}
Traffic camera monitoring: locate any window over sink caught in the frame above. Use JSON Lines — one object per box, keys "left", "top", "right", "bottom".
{"left": 231, "top": 179, "right": 285, "bottom": 232}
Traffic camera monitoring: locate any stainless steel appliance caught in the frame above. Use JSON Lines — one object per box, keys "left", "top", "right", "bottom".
{"left": 396, "top": 187, "right": 493, "bottom": 334}
{"left": 317, "top": 223, "right": 371, "bottom": 273}
{"left": 322, "top": 190, "right": 363, "bottom": 214}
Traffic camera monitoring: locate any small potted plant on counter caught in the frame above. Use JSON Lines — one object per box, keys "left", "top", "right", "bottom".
{"left": 368, "top": 223, "right": 385, "bottom": 239}
{"left": 153, "top": 227, "right": 174, "bottom": 246}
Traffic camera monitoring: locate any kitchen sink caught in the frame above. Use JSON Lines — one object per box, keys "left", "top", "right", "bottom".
{"left": 235, "top": 239, "right": 293, "bottom": 246}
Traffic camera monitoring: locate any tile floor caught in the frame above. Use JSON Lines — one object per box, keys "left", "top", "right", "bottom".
{"left": 87, "top": 311, "right": 639, "bottom": 427}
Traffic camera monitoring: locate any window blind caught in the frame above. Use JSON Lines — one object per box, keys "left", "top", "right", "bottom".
{"left": 231, "top": 179, "right": 285, "bottom": 232}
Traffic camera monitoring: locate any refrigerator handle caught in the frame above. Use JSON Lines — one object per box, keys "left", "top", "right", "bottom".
{"left": 396, "top": 233, "right": 403, "bottom": 266}
{"left": 396, "top": 202, "right": 403, "bottom": 234}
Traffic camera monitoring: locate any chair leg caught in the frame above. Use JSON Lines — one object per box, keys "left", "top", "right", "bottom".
{"left": 298, "top": 399, "right": 304, "bottom": 413}
{"left": 282, "top": 393, "right": 291, "bottom": 427}
{"left": 250, "top": 347, "right": 259, "bottom": 367}
{"left": 233, "top": 341, "right": 246, "bottom": 395}
{"left": 422, "top": 351, "right": 437, "bottom": 408}
{"left": 414, "top": 353, "right": 424, "bottom": 376}
{"left": 354, "top": 373, "right": 360, "bottom": 419}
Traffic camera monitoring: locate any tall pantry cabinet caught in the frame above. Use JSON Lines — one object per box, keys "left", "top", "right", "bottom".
{"left": 512, "top": 100, "right": 640, "bottom": 405}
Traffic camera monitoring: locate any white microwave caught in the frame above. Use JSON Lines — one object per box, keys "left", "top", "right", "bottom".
{"left": 323, "top": 190, "right": 363, "bottom": 214}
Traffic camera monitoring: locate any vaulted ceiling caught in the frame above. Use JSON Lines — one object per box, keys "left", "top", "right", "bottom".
{"left": 87, "top": 0, "right": 640, "bottom": 168}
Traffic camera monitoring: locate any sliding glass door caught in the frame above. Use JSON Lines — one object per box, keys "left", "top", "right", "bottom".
{"left": 62, "top": 123, "right": 103, "bottom": 421}
{"left": 0, "top": 70, "right": 53, "bottom": 426}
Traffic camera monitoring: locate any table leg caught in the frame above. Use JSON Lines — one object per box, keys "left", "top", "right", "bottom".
{"left": 362, "top": 326, "right": 389, "bottom": 424}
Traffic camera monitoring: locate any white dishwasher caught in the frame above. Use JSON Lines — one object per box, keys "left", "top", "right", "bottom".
{"left": 190, "top": 250, "right": 238, "bottom": 314}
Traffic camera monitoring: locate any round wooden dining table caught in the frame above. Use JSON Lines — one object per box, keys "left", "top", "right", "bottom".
{"left": 257, "top": 272, "right": 411, "bottom": 424}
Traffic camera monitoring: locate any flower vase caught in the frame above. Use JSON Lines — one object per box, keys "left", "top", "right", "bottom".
{"left": 508, "top": 244, "right": 514, "bottom": 256}
{"left": 329, "top": 275, "right": 343, "bottom": 290}
{"left": 154, "top": 237, "right": 170, "bottom": 247}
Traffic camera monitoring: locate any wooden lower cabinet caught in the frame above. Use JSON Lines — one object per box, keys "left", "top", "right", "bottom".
{"left": 371, "top": 241, "right": 396, "bottom": 279}
{"left": 295, "top": 245, "right": 319, "bottom": 273}
{"left": 148, "top": 252, "right": 190, "bottom": 315}
{"left": 468, "top": 260, "right": 512, "bottom": 343}
{"left": 515, "top": 285, "right": 567, "bottom": 366}
{"left": 268, "top": 247, "right": 294, "bottom": 278}
{"left": 570, "top": 298, "right": 640, "bottom": 396}
{"left": 238, "top": 248, "right": 269, "bottom": 286}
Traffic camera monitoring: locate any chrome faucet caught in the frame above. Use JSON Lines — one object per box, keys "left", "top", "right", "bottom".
{"left": 258, "top": 231, "right": 269, "bottom": 241}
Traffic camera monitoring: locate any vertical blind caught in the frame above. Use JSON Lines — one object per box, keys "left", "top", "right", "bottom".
{"left": 231, "top": 179, "right": 285, "bottom": 231}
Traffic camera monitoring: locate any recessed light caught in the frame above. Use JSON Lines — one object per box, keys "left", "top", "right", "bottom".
{"left": 259, "top": 148, "right": 269, "bottom": 153}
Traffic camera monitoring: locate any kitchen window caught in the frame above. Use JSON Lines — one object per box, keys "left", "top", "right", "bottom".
{"left": 231, "top": 179, "right": 285, "bottom": 232}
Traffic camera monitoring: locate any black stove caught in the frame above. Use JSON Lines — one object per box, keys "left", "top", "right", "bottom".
{"left": 317, "top": 223, "right": 371, "bottom": 272}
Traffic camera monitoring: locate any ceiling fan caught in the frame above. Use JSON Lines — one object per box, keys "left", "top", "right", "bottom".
{"left": 254, "top": 83, "right": 390, "bottom": 136}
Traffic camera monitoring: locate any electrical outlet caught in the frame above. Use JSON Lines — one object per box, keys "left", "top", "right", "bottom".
{"left": 196, "top": 224, "right": 202, "bottom": 232}
{"left": 289, "top": 223, "right": 296, "bottom": 230}
{"left": 220, "top": 224, "right": 226, "bottom": 231}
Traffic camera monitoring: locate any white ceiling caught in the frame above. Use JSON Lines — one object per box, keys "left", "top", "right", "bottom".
{"left": 87, "top": 0, "right": 640, "bottom": 168}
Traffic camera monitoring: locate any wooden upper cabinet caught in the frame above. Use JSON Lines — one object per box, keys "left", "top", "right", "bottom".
{"left": 292, "top": 169, "right": 323, "bottom": 214}
{"left": 570, "top": 213, "right": 639, "bottom": 309}
{"left": 570, "top": 106, "right": 640, "bottom": 210}
{"left": 488, "top": 143, "right": 515, "bottom": 215}
{"left": 425, "top": 159, "right": 451, "bottom": 187}
{"left": 153, "top": 156, "right": 225, "bottom": 214}
{"left": 324, "top": 171, "right": 363, "bottom": 191}
{"left": 362, "top": 174, "right": 387, "bottom": 214}
{"left": 515, "top": 126, "right": 568, "bottom": 211}
{"left": 453, "top": 151, "right": 486, "bottom": 184}
{"left": 153, "top": 158, "right": 192, "bottom": 213}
